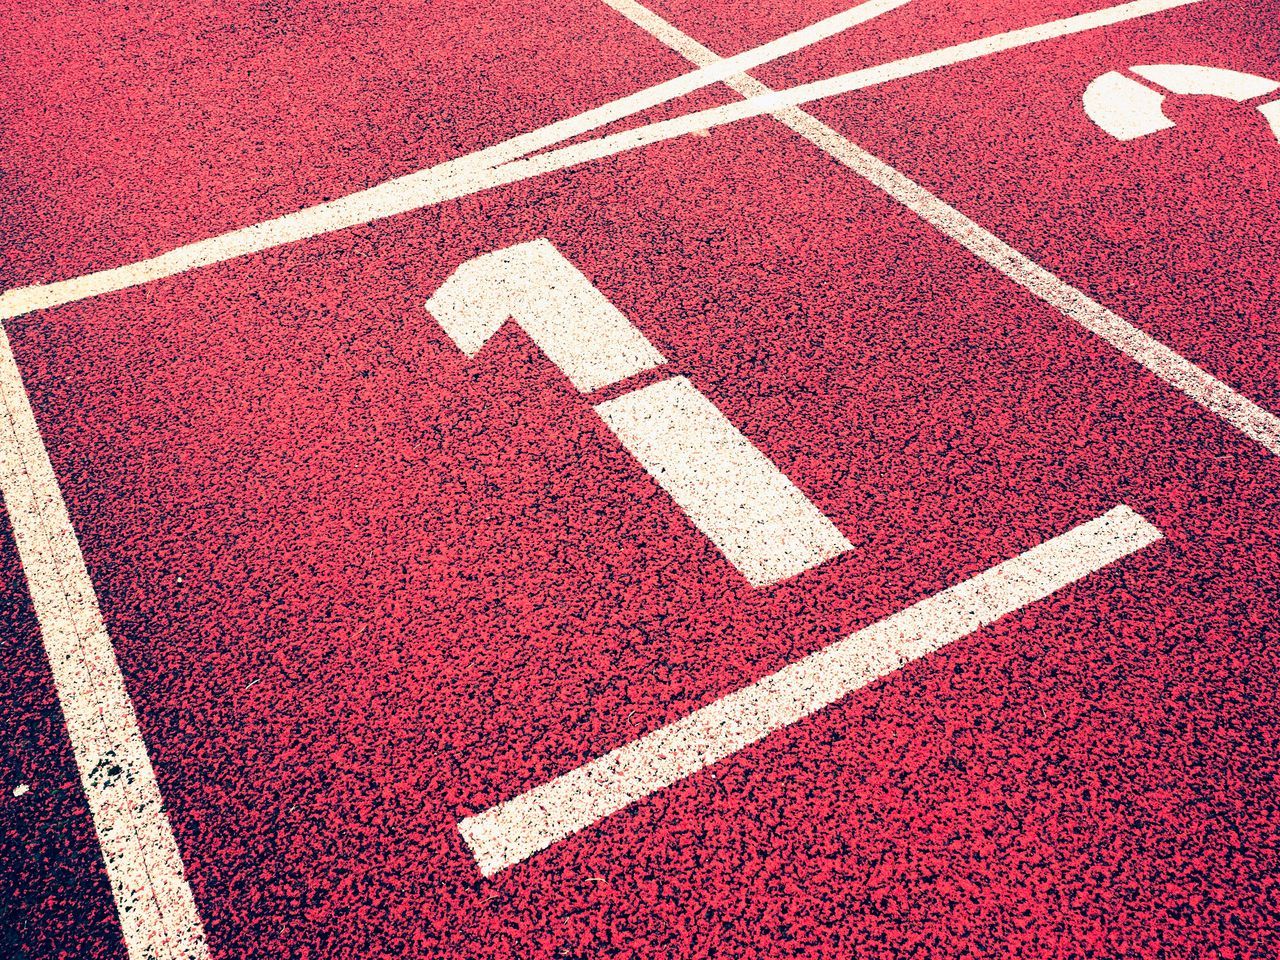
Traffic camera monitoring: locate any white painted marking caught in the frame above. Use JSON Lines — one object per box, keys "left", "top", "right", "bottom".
{"left": 484, "top": 0, "right": 1209, "bottom": 189}
{"left": 0, "top": 325, "right": 208, "bottom": 959}
{"left": 600, "top": 0, "right": 1280, "bottom": 457}
{"left": 426, "top": 238, "right": 666, "bottom": 393}
{"left": 595, "top": 376, "right": 852, "bottom": 586}
{"left": 0, "top": 0, "right": 1204, "bottom": 322}
{"left": 1260, "top": 99, "right": 1280, "bottom": 140}
{"left": 1131, "top": 63, "right": 1280, "bottom": 101}
{"left": 449, "top": 0, "right": 911, "bottom": 175}
{"left": 0, "top": 0, "right": 1222, "bottom": 933}
{"left": 1085, "top": 65, "right": 1280, "bottom": 141}
{"left": 0, "top": 0, "right": 907, "bottom": 321}
{"left": 428, "top": 239, "right": 847, "bottom": 584}
{"left": 1083, "top": 71, "right": 1174, "bottom": 140}
{"left": 459, "top": 504, "right": 1162, "bottom": 875}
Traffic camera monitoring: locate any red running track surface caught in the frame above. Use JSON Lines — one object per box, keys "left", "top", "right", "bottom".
{"left": 2, "top": 1, "right": 1278, "bottom": 958}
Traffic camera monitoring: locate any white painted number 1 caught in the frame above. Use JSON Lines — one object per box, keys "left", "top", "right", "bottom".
{"left": 426, "top": 239, "right": 851, "bottom": 587}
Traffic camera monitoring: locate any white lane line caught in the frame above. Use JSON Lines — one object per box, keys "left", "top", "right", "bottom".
{"left": 454, "top": 0, "right": 911, "bottom": 173}
{"left": 0, "top": 327, "right": 208, "bottom": 958}
{"left": 0, "top": 0, "right": 1203, "bottom": 322}
{"left": 459, "top": 504, "right": 1162, "bottom": 876}
{"left": 595, "top": 376, "right": 852, "bottom": 586}
{"left": 601, "top": 0, "right": 1280, "bottom": 457}
{"left": 0, "top": 0, "right": 907, "bottom": 322}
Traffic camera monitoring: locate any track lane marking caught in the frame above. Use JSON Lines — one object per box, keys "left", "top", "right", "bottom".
{"left": 0, "top": 327, "right": 208, "bottom": 959}
{"left": 0, "top": 0, "right": 1251, "bottom": 938}
{"left": 597, "top": 0, "right": 1280, "bottom": 456}
{"left": 459, "top": 505, "right": 1163, "bottom": 876}
{"left": 426, "top": 237, "right": 669, "bottom": 393}
{"left": 428, "top": 238, "right": 851, "bottom": 585}
{"left": 0, "top": 11, "right": 915, "bottom": 947}
{"left": 0, "top": 0, "right": 908, "bottom": 321}
{"left": 0, "top": 0, "right": 1204, "bottom": 322}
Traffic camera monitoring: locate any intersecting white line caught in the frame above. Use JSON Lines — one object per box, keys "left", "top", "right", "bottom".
{"left": 0, "top": 0, "right": 908, "bottom": 322}
{"left": 598, "top": 0, "right": 1280, "bottom": 457}
{"left": 459, "top": 505, "right": 1163, "bottom": 875}
{"left": 0, "top": 324, "right": 208, "bottom": 959}
{"left": 0, "top": 0, "right": 1203, "bottom": 324}
{"left": 0, "top": 6, "right": 930, "bottom": 954}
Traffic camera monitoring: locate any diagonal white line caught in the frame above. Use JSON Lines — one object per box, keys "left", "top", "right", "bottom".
{"left": 0, "top": 0, "right": 1204, "bottom": 322}
{"left": 601, "top": 0, "right": 1280, "bottom": 457}
{"left": 0, "top": 324, "right": 208, "bottom": 958}
{"left": 459, "top": 505, "right": 1163, "bottom": 876}
{"left": 433, "top": 0, "right": 911, "bottom": 176}
{"left": 474, "top": 0, "right": 1207, "bottom": 195}
{"left": 0, "top": 0, "right": 907, "bottom": 321}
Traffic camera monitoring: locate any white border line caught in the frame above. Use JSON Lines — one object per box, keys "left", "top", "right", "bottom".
{"left": 0, "top": 0, "right": 1203, "bottom": 323}
{"left": 598, "top": 0, "right": 1280, "bottom": 456}
{"left": 459, "top": 504, "right": 1162, "bottom": 875}
{"left": 0, "top": 328, "right": 207, "bottom": 956}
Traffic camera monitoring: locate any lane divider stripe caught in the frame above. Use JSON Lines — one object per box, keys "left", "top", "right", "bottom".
{"left": 0, "top": 326, "right": 208, "bottom": 959}
{"left": 0, "top": 0, "right": 1204, "bottom": 323}
{"left": 599, "top": 0, "right": 1280, "bottom": 458}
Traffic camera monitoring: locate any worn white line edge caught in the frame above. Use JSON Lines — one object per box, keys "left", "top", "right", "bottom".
{"left": 459, "top": 504, "right": 1162, "bottom": 876}
{"left": 600, "top": 0, "right": 1280, "bottom": 458}
{"left": 0, "top": 325, "right": 207, "bottom": 957}
{"left": 0, "top": 0, "right": 1203, "bottom": 323}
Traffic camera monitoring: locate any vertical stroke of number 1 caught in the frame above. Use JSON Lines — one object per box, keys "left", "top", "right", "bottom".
{"left": 426, "top": 238, "right": 851, "bottom": 587}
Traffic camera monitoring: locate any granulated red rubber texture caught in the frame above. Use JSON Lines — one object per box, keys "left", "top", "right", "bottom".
{"left": 0, "top": 501, "right": 127, "bottom": 960}
{"left": 2, "top": 1, "right": 1278, "bottom": 958}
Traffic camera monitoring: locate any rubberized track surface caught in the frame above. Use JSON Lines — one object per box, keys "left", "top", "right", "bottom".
{"left": 2, "top": 2, "right": 1278, "bottom": 957}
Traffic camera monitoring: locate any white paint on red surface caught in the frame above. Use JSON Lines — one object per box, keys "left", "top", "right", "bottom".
{"left": 427, "top": 238, "right": 666, "bottom": 394}
{"left": 459, "top": 505, "right": 1163, "bottom": 876}
{"left": 10, "top": 0, "right": 1267, "bottom": 467}
{"left": 603, "top": 0, "right": 1280, "bottom": 457}
{"left": 0, "top": 0, "right": 1203, "bottom": 323}
{"left": 0, "top": 326, "right": 208, "bottom": 959}
{"left": 429, "top": 238, "right": 850, "bottom": 586}
{"left": 0, "top": 0, "right": 1268, "bottom": 947}
{"left": 1260, "top": 99, "right": 1280, "bottom": 140}
{"left": 1085, "top": 64, "right": 1280, "bottom": 141}
{"left": 1130, "top": 63, "right": 1279, "bottom": 100}
{"left": 1083, "top": 72, "right": 1176, "bottom": 140}
{"left": 0, "top": 0, "right": 910, "bottom": 322}
{"left": 596, "top": 376, "right": 852, "bottom": 586}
